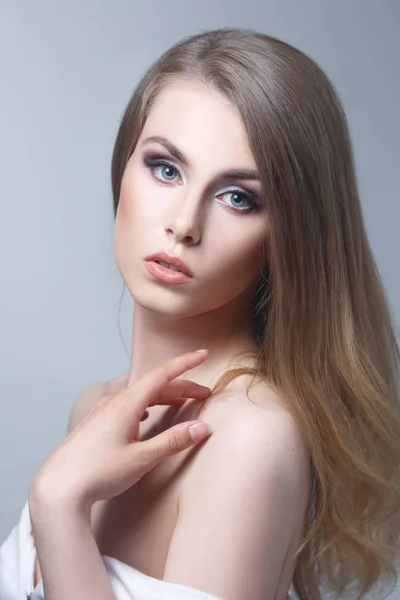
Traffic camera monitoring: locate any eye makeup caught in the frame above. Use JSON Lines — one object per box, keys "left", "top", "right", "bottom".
{"left": 142, "top": 153, "right": 263, "bottom": 214}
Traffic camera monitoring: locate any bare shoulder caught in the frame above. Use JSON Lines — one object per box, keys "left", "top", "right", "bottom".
{"left": 231, "top": 375, "right": 310, "bottom": 455}
{"left": 204, "top": 374, "right": 309, "bottom": 448}
{"left": 182, "top": 374, "right": 311, "bottom": 506}
{"left": 165, "top": 377, "right": 311, "bottom": 598}
{"left": 230, "top": 377, "right": 311, "bottom": 490}
{"left": 67, "top": 372, "right": 129, "bottom": 433}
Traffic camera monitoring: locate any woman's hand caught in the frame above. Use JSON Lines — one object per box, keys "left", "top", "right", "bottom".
{"left": 29, "top": 349, "right": 212, "bottom": 515}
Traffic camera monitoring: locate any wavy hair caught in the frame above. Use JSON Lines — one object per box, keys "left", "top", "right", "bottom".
{"left": 110, "top": 28, "right": 400, "bottom": 600}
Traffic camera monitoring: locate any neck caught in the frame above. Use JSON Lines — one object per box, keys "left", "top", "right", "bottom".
{"left": 127, "top": 292, "right": 258, "bottom": 388}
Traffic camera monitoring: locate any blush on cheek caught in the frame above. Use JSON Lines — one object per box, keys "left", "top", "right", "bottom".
{"left": 118, "top": 163, "right": 150, "bottom": 222}
{"left": 117, "top": 184, "right": 138, "bottom": 224}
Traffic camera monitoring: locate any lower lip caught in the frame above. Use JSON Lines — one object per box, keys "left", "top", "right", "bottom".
{"left": 144, "top": 260, "right": 192, "bottom": 284}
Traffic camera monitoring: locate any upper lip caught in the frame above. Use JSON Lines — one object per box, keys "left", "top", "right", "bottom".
{"left": 145, "top": 252, "right": 193, "bottom": 277}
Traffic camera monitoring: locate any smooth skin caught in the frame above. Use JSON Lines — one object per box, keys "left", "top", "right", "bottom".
{"left": 29, "top": 349, "right": 214, "bottom": 600}
{"left": 30, "top": 79, "right": 310, "bottom": 599}
{"left": 115, "top": 78, "right": 268, "bottom": 389}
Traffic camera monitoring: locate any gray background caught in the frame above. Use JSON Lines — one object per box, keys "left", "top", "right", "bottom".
{"left": 0, "top": 1, "right": 399, "bottom": 597}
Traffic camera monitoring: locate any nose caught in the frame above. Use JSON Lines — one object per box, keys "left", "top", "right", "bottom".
{"left": 164, "top": 189, "right": 203, "bottom": 245}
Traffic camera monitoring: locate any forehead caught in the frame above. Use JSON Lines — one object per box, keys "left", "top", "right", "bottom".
{"left": 140, "top": 79, "right": 256, "bottom": 170}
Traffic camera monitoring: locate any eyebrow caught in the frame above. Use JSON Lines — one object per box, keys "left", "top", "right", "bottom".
{"left": 141, "top": 135, "right": 260, "bottom": 181}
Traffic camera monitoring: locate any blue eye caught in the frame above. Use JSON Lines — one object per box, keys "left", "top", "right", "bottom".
{"left": 143, "top": 157, "right": 262, "bottom": 214}
{"left": 144, "top": 158, "right": 181, "bottom": 183}
{"left": 217, "top": 189, "right": 261, "bottom": 213}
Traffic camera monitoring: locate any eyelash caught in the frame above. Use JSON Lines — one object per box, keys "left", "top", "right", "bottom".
{"left": 143, "top": 157, "right": 262, "bottom": 214}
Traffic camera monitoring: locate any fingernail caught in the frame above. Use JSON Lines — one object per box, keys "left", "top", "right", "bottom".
{"left": 195, "top": 349, "right": 209, "bottom": 354}
{"left": 189, "top": 422, "right": 211, "bottom": 440}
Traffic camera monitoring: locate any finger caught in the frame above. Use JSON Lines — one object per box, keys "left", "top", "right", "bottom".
{"left": 140, "top": 410, "right": 150, "bottom": 421}
{"left": 149, "top": 379, "right": 210, "bottom": 405}
{"left": 130, "top": 350, "right": 209, "bottom": 416}
{"left": 133, "top": 420, "right": 212, "bottom": 471}
{"left": 152, "top": 396, "right": 188, "bottom": 406}
{"left": 150, "top": 395, "right": 206, "bottom": 407}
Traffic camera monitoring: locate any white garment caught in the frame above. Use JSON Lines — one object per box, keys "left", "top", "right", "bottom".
{"left": 0, "top": 500, "right": 222, "bottom": 600}
{"left": 0, "top": 500, "right": 294, "bottom": 600}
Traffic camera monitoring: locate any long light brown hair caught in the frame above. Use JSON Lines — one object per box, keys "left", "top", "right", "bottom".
{"left": 110, "top": 28, "right": 400, "bottom": 600}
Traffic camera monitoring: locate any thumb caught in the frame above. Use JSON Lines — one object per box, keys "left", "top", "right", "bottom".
{"left": 137, "top": 421, "right": 212, "bottom": 470}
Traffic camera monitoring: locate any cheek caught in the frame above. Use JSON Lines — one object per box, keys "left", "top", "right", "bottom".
{"left": 115, "top": 164, "right": 156, "bottom": 244}
{"left": 117, "top": 166, "right": 144, "bottom": 222}
{"left": 191, "top": 227, "right": 266, "bottom": 313}
{"left": 118, "top": 167, "right": 166, "bottom": 234}
{"left": 211, "top": 227, "right": 266, "bottom": 281}
{"left": 114, "top": 169, "right": 146, "bottom": 269}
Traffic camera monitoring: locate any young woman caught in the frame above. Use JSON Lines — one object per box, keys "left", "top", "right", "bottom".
{"left": 1, "top": 27, "right": 400, "bottom": 600}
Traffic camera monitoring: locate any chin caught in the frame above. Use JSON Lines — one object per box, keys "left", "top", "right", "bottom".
{"left": 134, "top": 284, "right": 244, "bottom": 322}
{"left": 129, "top": 283, "right": 200, "bottom": 317}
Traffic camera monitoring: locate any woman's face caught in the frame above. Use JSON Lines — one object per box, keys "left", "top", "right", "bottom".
{"left": 114, "top": 79, "right": 268, "bottom": 319}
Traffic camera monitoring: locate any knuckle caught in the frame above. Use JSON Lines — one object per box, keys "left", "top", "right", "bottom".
{"left": 169, "top": 430, "right": 185, "bottom": 454}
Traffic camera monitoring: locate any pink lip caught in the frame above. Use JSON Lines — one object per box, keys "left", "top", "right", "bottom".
{"left": 144, "top": 260, "right": 192, "bottom": 284}
{"left": 144, "top": 251, "right": 193, "bottom": 278}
